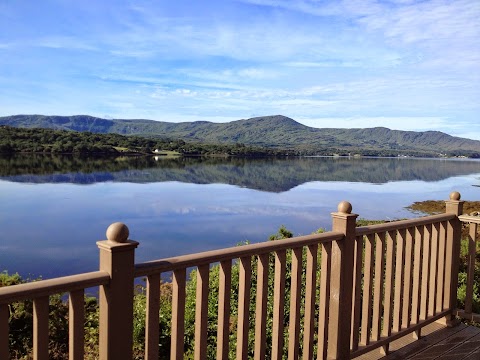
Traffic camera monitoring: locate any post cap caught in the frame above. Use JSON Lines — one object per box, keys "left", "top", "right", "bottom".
{"left": 449, "top": 191, "right": 461, "bottom": 201}
{"left": 106, "top": 222, "right": 130, "bottom": 243}
{"left": 337, "top": 201, "right": 352, "bottom": 214}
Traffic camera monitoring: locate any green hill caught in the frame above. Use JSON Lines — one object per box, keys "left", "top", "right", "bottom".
{"left": 1, "top": 114, "right": 479, "bottom": 156}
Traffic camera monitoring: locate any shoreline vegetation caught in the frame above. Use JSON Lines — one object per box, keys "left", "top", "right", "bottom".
{"left": 1, "top": 125, "right": 479, "bottom": 158}
{"left": 407, "top": 200, "right": 480, "bottom": 215}
{"left": 2, "top": 200, "right": 479, "bottom": 358}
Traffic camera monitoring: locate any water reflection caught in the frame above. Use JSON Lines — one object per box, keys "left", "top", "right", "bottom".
{"left": 1, "top": 154, "right": 479, "bottom": 279}
{"left": 1, "top": 155, "right": 480, "bottom": 192}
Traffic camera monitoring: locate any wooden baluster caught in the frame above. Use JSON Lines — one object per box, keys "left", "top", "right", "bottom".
{"left": 361, "top": 234, "right": 375, "bottom": 345}
{"left": 465, "top": 222, "right": 478, "bottom": 314}
{"left": 411, "top": 227, "right": 423, "bottom": 339}
{"left": 401, "top": 227, "right": 414, "bottom": 329}
{"left": 372, "top": 232, "right": 386, "bottom": 343}
{"left": 217, "top": 260, "right": 232, "bottom": 360}
{"left": 254, "top": 254, "right": 269, "bottom": 360}
{"left": 317, "top": 241, "right": 331, "bottom": 360}
{"left": 195, "top": 265, "right": 210, "bottom": 360}
{"left": 420, "top": 224, "right": 432, "bottom": 321}
{"left": 302, "top": 244, "right": 318, "bottom": 360}
{"left": 145, "top": 274, "right": 160, "bottom": 360}
{"left": 436, "top": 221, "right": 447, "bottom": 313}
{"left": 351, "top": 235, "right": 363, "bottom": 352}
{"left": 428, "top": 223, "right": 440, "bottom": 316}
{"left": 288, "top": 247, "right": 303, "bottom": 360}
{"left": 236, "top": 256, "right": 252, "bottom": 360}
{"left": 272, "top": 250, "right": 286, "bottom": 360}
{"left": 393, "top": 229, "right": 406, "bottom": 332}
{"left": 171, "top": 268, "right": 186, "bottom": 360}
{"left": 381, "top": 230, "right": 396, "bottom": 355}
{"left": 69, "top": 289, "right": 85, "bottom": 360}
{"left": 33, "top": 296, "right": 49, "bottom": 360}
{"left": 372, "top": 233, "right": 385, "bottom": 341}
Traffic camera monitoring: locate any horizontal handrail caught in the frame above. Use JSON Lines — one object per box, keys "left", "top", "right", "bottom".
{"left": 134, "top": 231, "right": 344, "bottom": 277}
{"left": 0, "top": 271, "right": 110, "bottom": 304}
{"left": 459, "top": 215, "right": 480, "bottom": 224}
{"left": 355, "top": 213, "right": 455, "bottom": 236}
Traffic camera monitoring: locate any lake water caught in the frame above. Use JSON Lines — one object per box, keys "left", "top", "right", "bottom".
{"left": 1, "top": 154, "right": 479, "bottom": 279}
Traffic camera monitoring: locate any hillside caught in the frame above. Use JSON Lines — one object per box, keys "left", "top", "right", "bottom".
{"left": 1, "top": 114, "right": 479, "bottom": 156}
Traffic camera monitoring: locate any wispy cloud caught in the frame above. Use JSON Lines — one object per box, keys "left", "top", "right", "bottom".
{"left": 297, "top": 116, "right": 450, "bottom": 131}
{"left": 34, "top": 36, "right": 99, "bottom": 52}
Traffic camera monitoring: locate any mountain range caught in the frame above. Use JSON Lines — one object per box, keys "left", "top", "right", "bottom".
{"left": 1, "top": 114, "right": 479, "bottom": 155}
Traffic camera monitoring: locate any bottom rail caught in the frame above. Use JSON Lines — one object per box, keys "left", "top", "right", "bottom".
{"left": 456, "top": 309, "right": 480, "bottom": 323}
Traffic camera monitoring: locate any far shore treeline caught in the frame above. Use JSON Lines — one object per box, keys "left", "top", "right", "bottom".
{"left": 0, "top": 126, "right": 292, "bottom": 157}
{"left": 1, "top": 125, "right": 480, "bottom": 158}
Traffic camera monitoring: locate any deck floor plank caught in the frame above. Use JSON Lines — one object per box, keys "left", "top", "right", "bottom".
{"left": 463, "top": 347, "right": 480, "bottom": 360}
{"left": 408, "top": 326, "right": 480, "bottom": 359}
{"left": 359, "top": 323, "right": 480, "bottom": 360}
{"left": 435, "top": 332, "right": 480, "bottom": 360}
{"left": 380, "top": 323, "right": 468, "bottom": 359}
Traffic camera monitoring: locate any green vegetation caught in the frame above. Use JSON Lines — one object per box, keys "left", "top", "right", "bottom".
{"left": 2, "top": 114, "right": 480, "bottom": 157}
{"left": 0, "top": 126, "right": 151, "bottom": 154}
{"left": 0, "top": 126, "right": 295, "bottom": 157}
{"left": 406, "top": 200, "right": 480, "bottom": 215}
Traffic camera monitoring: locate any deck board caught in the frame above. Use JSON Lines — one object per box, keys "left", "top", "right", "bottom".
{"left": 358, "top": 322, "right": 480, "bottom": 360}
{"left": 409, "top": 326, "right": 480, "bottom": 359}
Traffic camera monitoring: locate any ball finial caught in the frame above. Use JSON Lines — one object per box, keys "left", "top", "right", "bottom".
{"left": 338, "top": 201, "right": 352, "bottom": 214}
{"left": 106, "top": 222, "right": 129, "bottom": 243}
{"left": 449, "top": 191, "right": 461, "bottom": 201}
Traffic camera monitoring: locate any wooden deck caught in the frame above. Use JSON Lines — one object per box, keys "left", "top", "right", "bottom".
{"left": 359, "top": 322, "right": 480, "bottom": 360}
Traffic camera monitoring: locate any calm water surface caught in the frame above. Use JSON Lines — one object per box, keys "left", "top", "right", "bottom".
{"left": 1, "top": 155, "right": 479, "bottom": 279}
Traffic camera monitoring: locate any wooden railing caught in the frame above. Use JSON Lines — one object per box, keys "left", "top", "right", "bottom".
{"left": 0, "top": 271, "right": 110, "bottom": 360}
{"left": 0, "top": 191, "right": 475, "bottom": 359}
{"left": 350, "top": 213, "right": 459, "bottom": 357}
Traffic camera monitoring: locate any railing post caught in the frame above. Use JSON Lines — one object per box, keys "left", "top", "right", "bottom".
{"left": 328, "top": 201, "right": 358, "bottom": 359}
{"left": 97, "top": 222, "right": 139, "bottom": 360}
{"left": 443, "top": 191, "right": 464, "bottom": 326}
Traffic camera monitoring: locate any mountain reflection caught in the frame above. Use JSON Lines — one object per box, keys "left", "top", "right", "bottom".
{"left": 1, "top": 154, "right": 480, "bottom": 192}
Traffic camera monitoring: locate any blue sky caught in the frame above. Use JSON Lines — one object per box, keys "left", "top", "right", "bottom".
{"left": 0, "top": 0, "right": 479, "bottom": 138}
